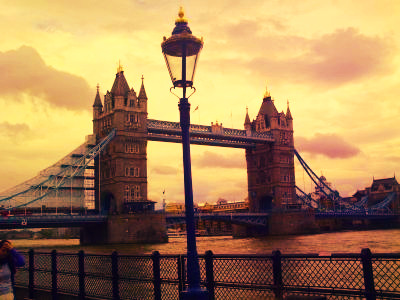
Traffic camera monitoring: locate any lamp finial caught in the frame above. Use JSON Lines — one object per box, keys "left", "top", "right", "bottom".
{"left": 176, "top": 6, "right": 188, "bottom": 23}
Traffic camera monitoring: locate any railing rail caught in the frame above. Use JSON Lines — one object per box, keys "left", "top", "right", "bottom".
{"left": 15, "top": 248, "right": 400, "bottom": 299}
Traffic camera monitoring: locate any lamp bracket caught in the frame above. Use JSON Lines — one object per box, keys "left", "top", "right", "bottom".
{"left": 169, "top": 86, "right": 197, "bottom": 99}
{"left": 169, "top": 87, "right": 181, "bottom": 99}
{"left": 187, "top": 86, "right": 196, "bottom": 98}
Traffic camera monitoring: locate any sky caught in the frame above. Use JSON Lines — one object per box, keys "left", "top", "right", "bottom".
{"left": 0, "top": 0, "right": 399, "bottom": 207}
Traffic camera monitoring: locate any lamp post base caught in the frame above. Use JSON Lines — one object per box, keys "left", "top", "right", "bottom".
{"left": 180, "top": 288, "right": 209, "bottom": 300}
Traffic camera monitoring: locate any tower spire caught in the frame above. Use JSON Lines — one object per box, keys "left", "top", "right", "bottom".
{"left": 138, "top": 75, "right": 147, "bottom": 100}
{"left": 244, "top": 106, "right": 251, "bottom": 125}
{"left": 117, "top": 60, "right": 123, "bottom": 73}
{"left": 93, "top": 84, "right": 103, "bottom": 108}
{"left": 263, "top": 83, "right": 271, "bottom": 100}
{"left": 286, "top": 99, "right": 292, "bottom": 120}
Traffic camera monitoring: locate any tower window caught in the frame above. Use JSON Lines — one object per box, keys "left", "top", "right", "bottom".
{"left": 130, "top": 185, "right": 140, "bottom": 200}
{"left": 125, "top": 167, "right": 140, "bottom": 177}
{"left": 125, "top": 143, "right": 139, "bottom": 153}
{"left": 125, "top": 113, "right": 139, "bottom": 125}
{"left": 124, "top": 185, "right": 130, "bottom": 201}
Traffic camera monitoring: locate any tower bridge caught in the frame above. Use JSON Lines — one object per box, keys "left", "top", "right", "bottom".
{"left": 0, "top": 67, "right": 398, "bottom": 243}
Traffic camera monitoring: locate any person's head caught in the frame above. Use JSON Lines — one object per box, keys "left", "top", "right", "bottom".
{"left": 0, "top": 240, "right": 11, "bottom": 260}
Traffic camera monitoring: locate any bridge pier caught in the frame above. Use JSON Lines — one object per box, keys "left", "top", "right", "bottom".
{"left": 231, "top": 211, "right": 317, "bottom": 237}
{"left": 268, "top": 211, "right": 317, "bottom": 235}
{"left": 81, "top": 213, "right": 168, "bottom": 245}
{"left": 232, "top": 223, "right": 268, "bottom": 238}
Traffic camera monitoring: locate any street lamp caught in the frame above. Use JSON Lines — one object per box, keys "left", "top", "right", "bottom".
{"left": 161, "top": 7, "right": 208, "bottom": 300}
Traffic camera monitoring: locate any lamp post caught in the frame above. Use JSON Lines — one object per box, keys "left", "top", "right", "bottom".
{"left": 161, "top": 7, "right": 208, "bottom": 300}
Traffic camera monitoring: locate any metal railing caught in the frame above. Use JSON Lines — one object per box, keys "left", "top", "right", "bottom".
{"left": 15, "top": 248, "right": 400, "bottom": 299}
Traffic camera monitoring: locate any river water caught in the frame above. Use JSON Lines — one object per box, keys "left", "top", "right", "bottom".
{"left": 11, "top": 228, "right": 400, "bottom": 255}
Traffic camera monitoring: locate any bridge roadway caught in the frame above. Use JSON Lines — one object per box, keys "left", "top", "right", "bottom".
{"left": 0, "top": 214, "right": 107, "bottom": 229}
{"left": 0, "top": 212, "right": 270, "bottom": 229}
{"left": 1, "top": 211, "right": 397, "bottom": 230}
{"left": 315, "top": 211, "right": 399, "bottom": 219}
{"left": 166, "top": 212, "right": 269, "bottom": 227}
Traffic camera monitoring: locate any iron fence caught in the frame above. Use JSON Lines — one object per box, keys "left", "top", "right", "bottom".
{"left": 15, "top": 248, "right": 400, "bottom": 299}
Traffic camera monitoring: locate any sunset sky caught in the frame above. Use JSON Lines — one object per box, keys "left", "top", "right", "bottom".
{"left": 0, "top": 0, "right": 399, "bottom": 207}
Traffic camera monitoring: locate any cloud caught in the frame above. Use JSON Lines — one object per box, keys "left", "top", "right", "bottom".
{"left": 151, "top": 165, "right": 178, "bottom": 175}
{"left": 0, "top": 46, "right": 93, "bottom": 109}
{"left": 304, "top": 28, "right": 394, "bottom": 84}
{"left": 0, "top": 122, "right": 30, "bottom": 139}
{"left": 224, "top": 27, "right": 396, "bottom": 87}
{"left": 296, "top": 133, "right": 360, "bottom": 159}
{"left": 193, "top": 151, "right": 245, "bottom": 169}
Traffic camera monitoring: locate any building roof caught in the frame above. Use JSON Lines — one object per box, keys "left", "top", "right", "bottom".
{"left": 372, "top": 177, "right": 398, "bottom": 185}
{"left": 352, "top": 189, "right": 367, "bottom": 198}
{"left": 257, "top": 96, "right": 279, "bottom": 118}
{"left": 111, "top": 71, "right": 130, "bottom": 97}
{"left": 371, "top": 176, "right": 398, "bottom": 192}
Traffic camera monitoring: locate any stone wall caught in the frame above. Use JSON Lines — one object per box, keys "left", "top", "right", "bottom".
{"left": 81, "top": 213, "right": 167, "bottom": 245}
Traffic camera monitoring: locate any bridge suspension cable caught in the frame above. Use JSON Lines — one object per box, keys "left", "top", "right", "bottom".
{"left": 294, "top": 149, "right": 362, "bottom": 211}
{"left": 295, "top": 186, "right": 319, "bottom": 209}
{"left": 0, "top": 129, "right": 116, "bottom": 210}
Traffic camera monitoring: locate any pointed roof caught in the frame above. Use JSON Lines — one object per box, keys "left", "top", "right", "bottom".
{"left": 286, "top": 100, "right": 293, "bottom": 120}
{"left": 111, "top": 69, "right": 130, "bottom": 97}
{"left": 93, "top": 84, "right": 103, "bottom": 108}
{"left": 138, "top": 75, "right": 147, "bottom": 100}
{"left": 244, "top": 107, "right": 251, "bottom": 125}
{"left": 257, "top": 85, "right": 278, "bottom": 118}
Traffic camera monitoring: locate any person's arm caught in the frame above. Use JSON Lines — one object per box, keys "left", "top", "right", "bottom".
{"left": 9, "top": 248, "right": 25, "bottom": 267}
{"left": 3, "top": 241, "right": 25, "bottom": 267}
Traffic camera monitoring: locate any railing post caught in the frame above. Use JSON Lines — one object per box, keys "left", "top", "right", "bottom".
{"left": 111, "top": 251, "right": 120, "bottom": 300}
{"left": 28, "top": 249, "right": 35, "bottom": 300}
{"left": 78, "top": 250, "right": 85, "bottom": 300}
{"left": 272, "top": 250, "right": 283, "bottom": 299}
{"left": 152, "top": 251, "right": 162, "bottom": 300}
{"left": 361, "top": 248, "right": 376, "bottom": 300}
{"left": 51, "top": 250, "right": 58, "bottom": 300}
{"left": 177, "top": 255, "right": 185, "bottom": 292}
{"left": 205, "top": 250, "right": 215, "bottom": 300}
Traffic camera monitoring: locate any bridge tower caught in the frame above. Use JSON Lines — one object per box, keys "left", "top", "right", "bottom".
{"left": 245, "top": 88, "right": 296, "bottom": 212}
{"left": 92, "top": 66, "right": 151, "bottom": 214}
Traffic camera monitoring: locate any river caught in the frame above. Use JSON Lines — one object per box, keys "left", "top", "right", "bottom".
{"left": 10, "top": 228, "right": 400, "bottom": 255}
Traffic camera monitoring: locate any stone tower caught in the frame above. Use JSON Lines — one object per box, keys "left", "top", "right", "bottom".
{"left": 92, "top": 66, "right": 152, "bottom": 214}
{"left": 245, "top": 88, "right": 296, "bottom": 212}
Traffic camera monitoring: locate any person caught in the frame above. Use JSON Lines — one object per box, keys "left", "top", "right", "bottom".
{"left": 0, "top": 240, "right": 25, "bottom": 300}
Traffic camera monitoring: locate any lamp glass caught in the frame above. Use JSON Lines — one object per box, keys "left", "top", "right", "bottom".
{"left": 163, "top": 51, "right": 200, "bottom": 88}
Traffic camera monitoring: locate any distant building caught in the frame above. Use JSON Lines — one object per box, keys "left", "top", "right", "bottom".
{"left": 212, "top": 198, "right": 249, "bottom": 213}
{"left": 353, "top": 176, "right": 400, "bottom": 212}
{"left": 165, "top": 203, "right": 185, "bottom": 214}
{"left": 196, "top": 198, "right": 249, "bottom": 213}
